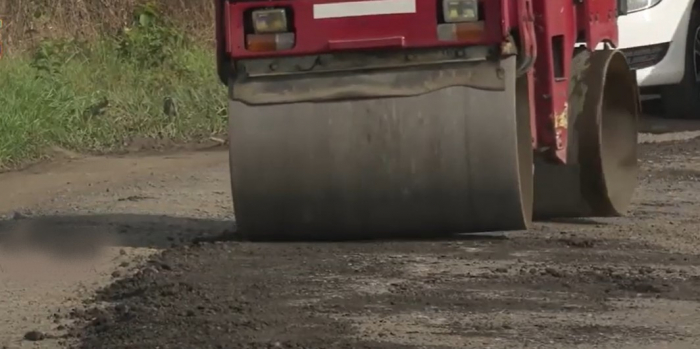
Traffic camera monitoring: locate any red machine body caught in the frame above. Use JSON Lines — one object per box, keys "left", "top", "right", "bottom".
{"left": 216, "top": 0, "right": 620, "bottom": 164}
{"left": 216, "top": 0, "right": 638, "bottom": 240}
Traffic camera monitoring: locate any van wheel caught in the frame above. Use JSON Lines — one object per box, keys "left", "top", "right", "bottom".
{"left": 661, "top": 9, "right": 700, "bottom": 119}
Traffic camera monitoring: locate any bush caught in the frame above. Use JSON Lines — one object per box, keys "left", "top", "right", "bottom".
{"left": 116, "top": 3, "right": 188, "bottom": 68}
{"left": 0, "top": 3, "right": 226, "bottom": 169}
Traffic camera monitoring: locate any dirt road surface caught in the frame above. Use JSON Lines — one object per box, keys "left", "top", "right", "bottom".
{"left": 1, "top": 115, "right": 700, "bottom": 349}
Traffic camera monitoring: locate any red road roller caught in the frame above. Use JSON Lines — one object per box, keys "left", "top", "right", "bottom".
{"left": 215, "top": 0, "right": 639, "bottom": 240}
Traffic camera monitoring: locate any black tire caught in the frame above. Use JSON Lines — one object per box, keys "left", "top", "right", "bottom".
{"left": 660, "top": 8, "right": 700, "bottom": 119}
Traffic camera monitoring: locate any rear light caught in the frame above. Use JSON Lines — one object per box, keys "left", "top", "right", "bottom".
{"left": 246, "top": 32, "right": 296, "bottom": 52}
{"left": 251, "top": 8, "right": 289, "bottom": 33}
{"left": 437, "top": 21, "right": 485, "bottom": 41}
{"left": 442, "top": 0, "right": 479, "bottom": 23}
{"left": 436, "top": 0, "right": 483, "bottom": 42}
{"left": 245, "top": 7, "right": 296, "bottom": 52}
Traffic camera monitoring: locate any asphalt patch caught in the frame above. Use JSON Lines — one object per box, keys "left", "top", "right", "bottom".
{"left": 69, "top": 234, "right": 700, "bottom": 349}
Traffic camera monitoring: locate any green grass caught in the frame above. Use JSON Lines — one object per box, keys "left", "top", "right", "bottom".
{"left": 0, "top": 17, "right": 227, "bottom": 170}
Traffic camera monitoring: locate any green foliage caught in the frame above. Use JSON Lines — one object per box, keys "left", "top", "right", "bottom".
{"left": 30, "top": 38, "right": 87, "bottom": 75}
{"left": 116, "top": 2, "right": 188, "bottom": 68}
{"left": 0, "top": 4, "right": 227, "bottom": 170}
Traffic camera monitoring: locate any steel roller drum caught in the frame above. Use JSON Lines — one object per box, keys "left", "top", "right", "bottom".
{"left": 227, "top": 56, "right": 533, "bottom": 240}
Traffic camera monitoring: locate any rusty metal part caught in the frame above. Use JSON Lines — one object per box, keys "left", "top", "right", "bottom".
{"left": 236, "top": 46, "right": 494, "bottom": 78}
{"left": 231, "top": 60, "right": 506, "bottom": 105}
{"left": 533, "top": 49, "right": 638, "bottom": 218}
{"left": 227, "top": 56, "right": 533, "bottom": 240}
{"left": 230, "top": 46, "right": 501, "bottom": 105}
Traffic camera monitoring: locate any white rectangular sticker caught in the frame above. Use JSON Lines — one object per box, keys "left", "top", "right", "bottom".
{"left": 313, "top": 0, "right": 416, "bottom": 19}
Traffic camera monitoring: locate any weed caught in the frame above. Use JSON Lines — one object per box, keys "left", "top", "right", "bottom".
{"left": 116, "top": 3, "right": 188, "bottom": 68}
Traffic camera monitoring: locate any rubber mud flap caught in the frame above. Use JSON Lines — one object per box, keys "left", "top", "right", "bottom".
{"left": 227, "top": 56, "right": 533, "bottom": 241}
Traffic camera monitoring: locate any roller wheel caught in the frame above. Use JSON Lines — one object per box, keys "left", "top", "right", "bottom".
{"left": 227, "top": 56, "right": 533, "bottom": 241}
{"left": 534, "top": 49, "right": 639, "bottom": 218}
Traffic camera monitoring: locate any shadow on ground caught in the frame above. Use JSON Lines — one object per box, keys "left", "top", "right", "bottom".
{"left": 0, "top": 214, "right": 234, "bottom": 258}
{"left": 639, "top": 98, "right": 700, "bottom": 134}
{"left": 0, "top": 213, "right": 519, "bottom": 260}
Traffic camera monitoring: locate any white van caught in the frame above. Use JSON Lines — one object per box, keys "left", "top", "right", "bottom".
{"left": 617, "top": 0, "right": 697, "bottom": 118}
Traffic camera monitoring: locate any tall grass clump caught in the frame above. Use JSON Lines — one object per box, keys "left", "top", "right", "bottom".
{"left": 0, "top": 3, "right": 227, "bottom": 169}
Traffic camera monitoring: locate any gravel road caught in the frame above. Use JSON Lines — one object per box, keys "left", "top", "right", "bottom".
{"left": 1, "top": 115, "right": 700, "bottom": 349}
